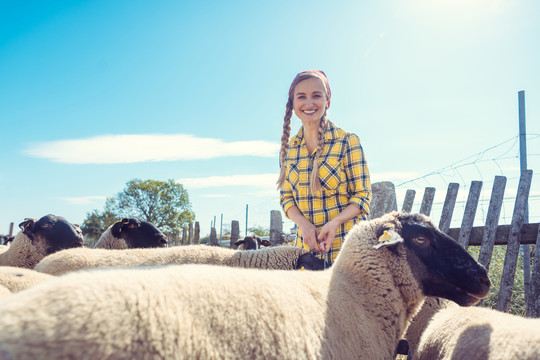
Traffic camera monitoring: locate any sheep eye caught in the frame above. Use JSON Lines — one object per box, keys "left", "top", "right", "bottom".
{"left": 41, "top": 223, "right": 51, "bottom": 229}
{"left": 414, "top": 236, "right": 427, "bottom": 244}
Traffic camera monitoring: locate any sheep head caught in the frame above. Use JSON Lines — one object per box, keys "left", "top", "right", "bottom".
{"left": 374, "top": 212, "right": 490, "bottom": 306}
{"left": 110, "top": 218, "right": 168, "bottom": 249}
{"left": 19, "top": 215, "right": 84, "bottom": 255}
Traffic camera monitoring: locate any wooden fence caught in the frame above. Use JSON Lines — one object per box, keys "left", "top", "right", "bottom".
{"left": 369, "top": 170, "right": 539, "bottom": 318}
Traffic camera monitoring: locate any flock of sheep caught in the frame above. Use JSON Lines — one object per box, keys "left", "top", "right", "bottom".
{"left": 0, "top": 212, "right": 538, "bottom": 359}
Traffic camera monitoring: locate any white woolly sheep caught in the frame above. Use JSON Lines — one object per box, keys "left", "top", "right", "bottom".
{"left": 34, "top": 244, "right": 326, "bottom": 275}
{"left": 0, "top": 215, "right": 83, "bottom": 269}
{"left": 395, "top": 296, "right": 455, "bottom": 358}
{"left": 0, "top": 212, "right": 490, "bottom": 360}
{"left": 234, "top": 235, "right": 272, "bottom": 250}
{"left": 94, "top": 218, "right": 168, "bottom": 249}
{"left": 0, "top": 285, "right": 10, "bottom": 299}
{"left": 415, "top": 305, "right": 540, "bottom": 360}
{"left": 0, "top": 266, "right": 54, "bottom": 293}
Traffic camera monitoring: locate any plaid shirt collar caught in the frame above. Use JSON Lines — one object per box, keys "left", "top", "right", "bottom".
{"left": 292, "top": 120, "right": 338, "bottom": 146}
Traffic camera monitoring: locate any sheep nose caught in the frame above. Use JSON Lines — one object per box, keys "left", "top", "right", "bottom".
{"left": 480, "top": 274, "right": 491, "bottom": 287}
{"left": 160, "top": 238, "right": 168, "bottom": 247}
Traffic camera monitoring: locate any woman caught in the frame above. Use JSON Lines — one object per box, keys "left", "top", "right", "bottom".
{"left": 277, "top": 70, "right": 371, "bottom": 262}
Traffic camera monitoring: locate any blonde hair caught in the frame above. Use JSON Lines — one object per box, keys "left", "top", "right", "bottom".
{"left": 277, "top": 72, "right": 330, "bottom": 194}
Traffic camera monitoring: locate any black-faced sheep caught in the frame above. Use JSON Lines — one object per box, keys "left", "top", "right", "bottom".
{"left": 94, "top": 218, "right": 168, "bottom": 249}
{"left": 0, "top": 215, "right": 83, "bottom": 268}
{"left": 0, "top": 212, "right": 490, "bottom": 360}
{"left": 34, "top": 244, "right": 326, "bottom": 275}
{"left": 415, "top": 305, "right": 540, "bottom": 360}
{"left": 234, "top": 235, "right": 272, "bottom": 250}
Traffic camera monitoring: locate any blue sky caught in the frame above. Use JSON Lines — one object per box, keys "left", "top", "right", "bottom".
{"left": 1, "top": 0, "right": 539, "bottom": 238}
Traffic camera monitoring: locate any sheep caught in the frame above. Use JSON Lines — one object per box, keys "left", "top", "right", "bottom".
{"left": 94, "top": 218, "right": 168, "bottom": 249}
{"left": 415, "top": 305, "right": 540, "bottom": 360}
{"left": 396, "top": 296, "right": 455, "bottom": 359}
{"left": 34, "top": 244, "right": 326, "bottom": 275}
{"left": 0, "top": 285, "right": 10, "bottom": 299}
{"left": 0, "top": 212, "right": 490, "bottom": 360}
{"left": 234, "top": 235, "right": 272, "bottom": 250}
{"left": 0, "top": 215, "right": 83, "bottom": 268}
{"left": 0, "top": 266, "right": 54, "bottom": 292}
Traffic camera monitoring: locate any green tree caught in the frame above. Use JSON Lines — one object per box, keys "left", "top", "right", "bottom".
{"left": 248, "top": 225, "right": 270, "bottom": 237}
{"left": 104, "top": 179, "right": 195, "bottom": 233}
{"left": 81, "top": 209, "right": 117, "bottom": 246}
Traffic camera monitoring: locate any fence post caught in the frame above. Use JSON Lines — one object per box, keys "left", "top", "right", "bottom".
{"left": 457, "top": 181, "right": 482, "bottom": 249}
{"left": 496, "top": 170, "right": 533, "bottom": 313}
{"left": 270, "top": 210, "right": 283, "bottom": 246}
{"left": 210, "top": 227, "right": 218, "bottom": 246}
{"left": 526, "top": 224, "right": 540, "bottom": 317}
{"left": 401, "top": 190, "right": 416, "bottom": 213}
{"left": 182, "top": 227, "right": 187, "bottom": 245}
{"left": 477, "top": 176, "right": 507, "bottom": 271}
{"left": 439, "top": 183, "right": 459, "bottom": 233}
{"left": 231, "top": 220, "right": 240, "bottom": 249}
{"left": 419, "top": 187, "right": 436, "bottom": 216}
{"left": 194, "top": 222, "right": 200, "bottom": 245}
{"left": 368, "top": 181, "right": 397, "bottom": 219}
{"left": 174, "top": 229, "right": 179, "bottom": 246}
{"left": 188, "top": 223, "right": 193, "bottom": 245}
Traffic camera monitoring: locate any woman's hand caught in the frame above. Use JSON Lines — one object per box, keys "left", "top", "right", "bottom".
{"left": 299, "top": 222, "right": 323, "bottom": 254}
{"left": 318, "top": 219, "right": 339, "bottom": 253}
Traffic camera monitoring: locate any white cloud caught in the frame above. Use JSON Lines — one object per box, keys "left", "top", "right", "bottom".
{"left": 58, "top": 196, "right": 107, "bottom": 205}
{"left": 178, "top": 173, "right": 278, "bottom": 189}
{"left": 24, "top": 134, "right": 280, "bottom": 164}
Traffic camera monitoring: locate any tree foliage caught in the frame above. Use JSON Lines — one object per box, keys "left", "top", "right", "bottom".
{"left": 81, "top": 209, "right": 117, "bottom": 246}
{"left": 248, "top": 225, "right": 270, "bottom": 237}
{"left": 82, "top": 179, "right": 195, "bottom": 240}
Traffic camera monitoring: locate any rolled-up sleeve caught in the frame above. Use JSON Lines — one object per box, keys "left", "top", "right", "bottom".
{"left": 343, "top": 134, "right": 371, "bottom": 216}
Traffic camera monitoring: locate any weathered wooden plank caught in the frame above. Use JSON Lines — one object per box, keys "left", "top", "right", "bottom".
{"left": 368, "top": 181, "right": 397, "bottom": 219}
{"left": 230, "top": 220, "right": 240, "bottom": 248}
{"left": 477, "top": 176, "right": 507, "bottom": 270}
{"left": 447, "top": 223, "right": 539, "bottom": 246}
{"left": 439, "top": 183, "right": 459, "bottom": 233}
{"left": 496, "top": 170, "right": 533, "bottom": 313}
{"left": 401, "top": 190, "right": 416, "bottom": 213}
{"left": 188, "top": 222, "right": 194, "bottom": 245}
{"left": 194, "top": 221, "right": 200, "bottom": 245}
{"left": 526, "top": 224, "right": 540, "bottom": 318}
{"left": 419, "top": 187, "right": 436, "bottom": 216}
{"left": 457, "top": 181, "right": 482, "bottom": 249}
{"left": 181, "top": 227, "right": 187, "bottom": 246}
{"left": 270, "top": 210, "right": 283, "bottom": 245}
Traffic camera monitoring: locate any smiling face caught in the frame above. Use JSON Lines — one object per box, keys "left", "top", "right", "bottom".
{"left": 292, "top": 77, "right": 329, "bottom": 127}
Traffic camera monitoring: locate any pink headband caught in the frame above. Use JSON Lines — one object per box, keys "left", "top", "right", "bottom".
{"left": 288, "top": 70, "right": 331, "bottom": 108}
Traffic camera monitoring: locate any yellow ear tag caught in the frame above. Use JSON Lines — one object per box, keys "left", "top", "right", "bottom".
{"left": 378, "top": 230, "right": 392, "bottom": 243}
{"left": 299, "top": 266, "right": 305, "bottom": 271}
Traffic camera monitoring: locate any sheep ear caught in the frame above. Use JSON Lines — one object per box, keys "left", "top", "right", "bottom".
{"left": 261, "top": 240, "right": 272, "bottom": 247}
{"left": 19, "top": 218, "right": 36, "bottom": 238}
{"left": 373, "top": 230, "right": 403, "bottom": 249}
{"left": 234, "top": 240, "right": 246, "bottom": 246}
{"left": 111, "top": 220, "right": 125, "bottom": 237}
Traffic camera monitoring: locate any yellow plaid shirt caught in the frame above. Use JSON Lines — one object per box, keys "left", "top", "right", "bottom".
{"left": 280, "top": 121, "right": 371, "bottom": 262}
